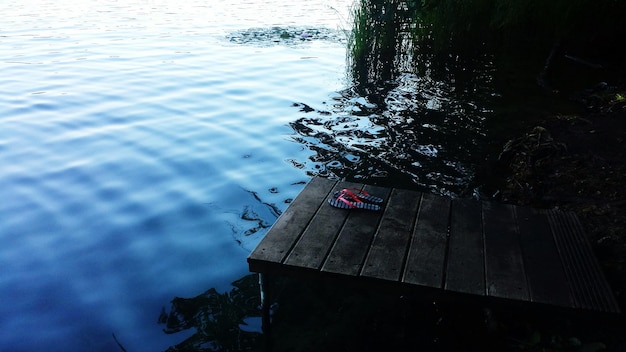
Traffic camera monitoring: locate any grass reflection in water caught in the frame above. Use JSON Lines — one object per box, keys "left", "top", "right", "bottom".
{"left": 288, "top": 71, "right": 492, "bottom": 197}
{"left": 160, "top": 275, "right": 262, "bottom": 351}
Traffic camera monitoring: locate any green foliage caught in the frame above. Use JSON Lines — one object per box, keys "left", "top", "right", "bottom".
{"left": 348, "top": 0, "right": 499, "bottom": 87}
{"left": 414, "top": 0, "right": 584, "bottom": 51}
{"left": 347, "top": 0, "right": 418, "bottom": 86}
{"left": 352, "top": 0, "right": 626, "bottom": 67}
{"left": 415, "top": 0, "right": 494, "bottom": 50}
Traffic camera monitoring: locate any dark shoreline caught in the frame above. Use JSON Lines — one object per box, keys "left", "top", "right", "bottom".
{"left": 480, "top": 97, "right": 626, "bottom": 312}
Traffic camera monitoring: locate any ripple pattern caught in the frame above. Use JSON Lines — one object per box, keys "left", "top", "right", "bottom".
{"left": 0, "top": 0, "right": 350, "bottom": 351}
{"left": 288, "top": 71, "right": 494, "bottom": 196}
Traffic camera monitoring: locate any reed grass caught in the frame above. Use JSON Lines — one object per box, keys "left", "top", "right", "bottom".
{"left": 347, "top": 0, "right": 626, "bottom": 85}
{"left": 347, "top": 0, "right": 417, "bottom": 86}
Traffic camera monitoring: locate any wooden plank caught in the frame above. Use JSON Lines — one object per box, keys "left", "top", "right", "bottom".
{"left": 248, "top": 177, "right": 619, "bottom": 314}
{"left": 483, "top": 202, "right": 529, "bottom": 301}
{"left": 547, "top": 210, "right": 596, "bottom": 310}
{"left": 445, "top": 198, "right": 485, "bottom": 295}
{"left": 546, "top": 210, "right": 620, "bottom": 313}
{"left": 360, "top": 188, "right": 421, "bottom": 282}
{"left": 321, "top": 185, "right": 392, "bottom": 276}
{"left": 247, "top": 177, "right": 336, "bottom": 271}
{"left": 402, "top": 193, "right": 451, "bottom": 288}
{"left": 284, "top": 181, "right": 361, "bottom": 270}
{"left": 516, "top": 206, "right": 573, "bottom": 307}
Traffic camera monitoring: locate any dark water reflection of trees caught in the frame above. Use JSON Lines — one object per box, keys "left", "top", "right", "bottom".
{"left": 288, "top": 0, "right": 499, "bottom": 197}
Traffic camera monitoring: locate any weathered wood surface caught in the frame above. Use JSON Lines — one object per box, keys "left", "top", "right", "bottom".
{"left": 248, "top": 177, "right": 620, "bottom": 314}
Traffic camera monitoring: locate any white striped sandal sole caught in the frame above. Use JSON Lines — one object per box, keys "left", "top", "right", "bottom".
{"left": 328, "top": 198, "right": 381, "bottom": 211}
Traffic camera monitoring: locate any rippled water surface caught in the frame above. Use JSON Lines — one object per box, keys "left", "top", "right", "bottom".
{"left": 1, "top": 1, "right": 351, "bottom": 350}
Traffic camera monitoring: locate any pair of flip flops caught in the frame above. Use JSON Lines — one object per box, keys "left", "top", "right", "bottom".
{"left": 328, "top": 188, "right": 383, "bottom": 211}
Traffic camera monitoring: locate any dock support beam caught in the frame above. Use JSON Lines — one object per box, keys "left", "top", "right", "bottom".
{"left": 259, "top": 273, "right": 272, "bottom": 351}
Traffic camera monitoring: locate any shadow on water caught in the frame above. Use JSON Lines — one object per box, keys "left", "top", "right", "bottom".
{"left": 158, "top": 275, "right": 263, "bottom": 351}
{"left": 157, "top": 274, "right": 625, "bottom": 352}
{"left": 155, "top": 274, "right": 498, "bottom": 352}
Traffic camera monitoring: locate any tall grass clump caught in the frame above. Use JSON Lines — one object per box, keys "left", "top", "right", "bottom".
{"left": 349, "top": 0, "right": 626, "bottom": 86}
{"left": 347, "top": 1, "right": 371, "bottom": 85}
{"left": 347, "top": 0, "right": 417, "bottom": 87}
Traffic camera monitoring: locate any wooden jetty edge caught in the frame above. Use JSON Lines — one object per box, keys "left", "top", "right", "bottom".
{"left": 248, "top": 176, "right": 620, "bottom": 314}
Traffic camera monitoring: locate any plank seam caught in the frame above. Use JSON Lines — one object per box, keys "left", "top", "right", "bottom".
{"left": 512, "top": 205, "right": 531, "bottom": 301}
{"left": 557, "top": 213, "right": 603, "bottom": 309}
{"left": 546, "top": 211, "right": 586, "bottom": 309}
{"left": 358, "top": 188, "right": 394, "bottom": 277}
{"left": 561, "top": 211, "right": 616, "bottom": 312}
{"left": 439, "top": 197, "right": 453, "bottom": 290}
{"left": 279, "top": 179, "right": 337, "bottom": 264}
{"left": 480, "top": 201, "right": 488, "bottom": 296}
{"left": 547, "top": 210, "right": 600, "bottom": 310}
{"left": 568, "top": 212, "right": 620, "bottom": 312}
{"left": 517, "top": 207, "right": 533, "bottom": 302}
{"left": 319, "top": 184, "right": 367, "bottom": 272}
{"left": 400, "top": 193, "right": 424, "bottom": 283}
{"left": 558, "top": 211, "right": 604, "bottom": 310}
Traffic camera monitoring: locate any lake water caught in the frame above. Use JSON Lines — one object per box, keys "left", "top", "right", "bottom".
{"left": 0, "top": 0, "right": 502, "bottom": 350}
{"left": 1, "top": 1, "right": 352, "bottom": 351}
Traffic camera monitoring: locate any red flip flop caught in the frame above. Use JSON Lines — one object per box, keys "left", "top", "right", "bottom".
{"left": 328, "top": 190, "right": 381, "bottom": 211}
{"left": 332, "top": 188, "right": 383, "bottom": 204}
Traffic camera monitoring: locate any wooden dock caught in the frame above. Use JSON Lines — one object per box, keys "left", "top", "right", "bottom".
{"left": 248, "top": 177, "right": 620, "bottom": 314}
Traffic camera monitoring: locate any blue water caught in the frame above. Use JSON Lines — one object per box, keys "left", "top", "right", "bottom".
{"left": 0, "top": 1, "right": 352, "bottom": 350}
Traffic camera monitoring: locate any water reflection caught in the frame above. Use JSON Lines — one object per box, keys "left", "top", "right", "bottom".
{"left": 160, "top": 274, "right": 499, "bottom": 351}
{"left": 287, "top": 0, "right": 498, "bottom": 196}
{"left": 160, "top": 1, "right": 503, "bottom": 349}
{"left": 160, "top": 275, "right": 263, "bottom": 351}
{"left": 288, "top": 78, "right": 494, "bottom": 196}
